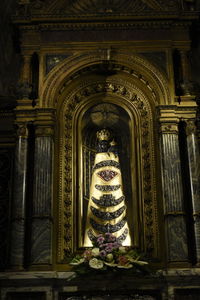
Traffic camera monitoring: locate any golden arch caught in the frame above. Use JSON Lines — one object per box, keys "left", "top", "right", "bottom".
{"left": 40, "top": 50, "right": 171, "bottom": 109}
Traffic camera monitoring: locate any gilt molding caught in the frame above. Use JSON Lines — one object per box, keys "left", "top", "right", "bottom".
{"left": 41, "top": 51, "right": 170, "bottom": 108}
{"left": 57, "top": 79, "right": 158, "bottom": 261}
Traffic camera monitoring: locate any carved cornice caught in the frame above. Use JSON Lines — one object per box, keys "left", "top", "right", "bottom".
{"left": 14, "top": 20, "right": 196, "bottom": 31}
{"left": 14, "top": 0, "right": 199, "bottom": 23}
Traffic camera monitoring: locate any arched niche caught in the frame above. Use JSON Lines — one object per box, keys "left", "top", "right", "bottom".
{"left": 77, "top": 100, "right": 138, "bottom": 248}
{"left": 54, "top": 72, "right": 160, "bottom": 265}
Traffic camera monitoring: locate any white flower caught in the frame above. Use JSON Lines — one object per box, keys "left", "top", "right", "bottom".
{"left": 106, "top": 253, "right": 113, "bottom": 262}
{"left": 70, "top": 258, "right": 85, "bottom": 265}
{"left": 89, "top": 258, "right": 104, "bottom": 269}
{"left": 133, "top": 260, "right": 148, "bottom": 266}
{"left": 117, "top": 264, "right": 133, "bottom": 269}
{"left": 104, "top": 261, "right": 117, "bottom": 267}
{"left": 91, "top": 247, "right": 100, "bottom": 257}
{"left": 119, "top": 246, "right": 126, "bottom": 254}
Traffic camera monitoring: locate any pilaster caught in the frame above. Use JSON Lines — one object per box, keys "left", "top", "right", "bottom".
{"left": 159, "top": 107, "right": 188, "bottom": 265}
{"left": 10, "top": 123, "right": 29, "bottom": 269}
{"left": 30, "top": 109, "right": 55, "bottom": 266}
{"left": 185, "top": 120, "right": 200, "bottom": 264}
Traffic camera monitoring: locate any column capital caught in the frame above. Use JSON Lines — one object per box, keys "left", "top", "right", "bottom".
{"left": 34, "top": 108, "right": 56, "bottom": 137}
{"left": 157, "top": 106, "right": 180, "bottom": 134}
{"left": 159, "top": 122, "right": 179, "bottom": 134}
{"left": 35, "top": 126, "right": 54, "bottom": 137}
{"left": 185, "top": 119, "right": 197, "bottom": 136}
{"left": 15, "top": 123, "right": 29, "bottom": 138}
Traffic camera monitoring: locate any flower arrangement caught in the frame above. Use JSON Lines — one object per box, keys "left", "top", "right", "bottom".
{"left": 70, "top": 233, "right": 149, "bottom": 275}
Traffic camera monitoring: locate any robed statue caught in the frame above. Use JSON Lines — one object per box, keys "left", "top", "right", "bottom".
{"left": 84, "top": 128, "right": 131, "bottom": 247}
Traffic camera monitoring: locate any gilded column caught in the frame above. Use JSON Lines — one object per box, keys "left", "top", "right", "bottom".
{"left": 159, "top": 120, "right": 188, "bottom": 264}
{"left": 10, "top": 123, "right": 28, "bottom": 269}
{"left": 30, "top": 111, "right": 55, "bottom": 265}
{"left": 186, "top": 120, "right": 200, "bottom": 264}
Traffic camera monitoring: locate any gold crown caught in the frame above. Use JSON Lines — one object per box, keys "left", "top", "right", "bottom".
{"left": 96, "top": 129, "right": 111, "bottom": 141}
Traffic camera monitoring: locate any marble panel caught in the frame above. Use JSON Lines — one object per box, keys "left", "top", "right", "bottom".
{"left": 166, "top": 215, "right": 188, "bottom": 261}
{"left": 10, "top": 219, "right": 25, "bottom": 266}
{"left": 31, "top": 218, "right": 52, "bottom": 264}
{"left": 31, "top": 136, "right": 53, "bottom": 264}
{"left": 33, "top": 137, "right": 53, "bottom": 216}
{"left": 187, "top": 133, "right": 200, "bottom": 262}
{"left": 193, "top": 216, "right": 200, "bottom": 261}
{"left": 10, "top": 137, "right": 28, "bottom": 267}
{"left": 160, "top": 134, "right": 184, "bottom": 212}
{"left": 187, "top": 134, "right": 200, "bottom": 212}
{"left": 13, "top": 137, "right": 28, "bottom": 217}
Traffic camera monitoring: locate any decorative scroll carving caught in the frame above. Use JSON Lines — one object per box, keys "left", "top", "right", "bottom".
{"left": 60, "top": 79, "right": 157, "bottom": 260}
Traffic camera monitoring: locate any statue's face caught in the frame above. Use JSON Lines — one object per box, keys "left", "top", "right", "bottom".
{"left": 98, "top": 140, "right": 108, "bottom": 152}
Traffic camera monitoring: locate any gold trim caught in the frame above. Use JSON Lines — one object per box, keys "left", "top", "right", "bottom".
{"left": 56, "top": 76, "right": 159, "bottom": 262}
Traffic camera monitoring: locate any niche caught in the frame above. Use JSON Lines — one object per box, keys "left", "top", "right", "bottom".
{"left": 76, "top": 101, "right": 141, "bottom": 249}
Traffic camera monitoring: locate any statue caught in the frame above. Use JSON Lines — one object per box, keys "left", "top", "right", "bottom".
{"left": 84, "top": 128, "right": 131, "bottom": 247}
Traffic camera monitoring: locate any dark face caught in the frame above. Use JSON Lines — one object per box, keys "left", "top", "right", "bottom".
{"left": 97, "top": 140, "right": 109, "bottom": 152}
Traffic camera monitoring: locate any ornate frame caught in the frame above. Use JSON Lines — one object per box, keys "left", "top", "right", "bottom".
{"left": 39, "top": 51, "right": 171, "bottom": 265}
{"left": 56, "top": 76, "right": 159, "bottom": 262}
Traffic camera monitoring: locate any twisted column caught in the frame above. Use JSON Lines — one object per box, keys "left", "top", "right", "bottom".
{"left": 159, "top": 119, "right": 188, "bottom": 264}
{"left": 30, "top": 110, "right": 55, "bottom": 265}
{"left": 10, "top": 123, "right": 28, "bottom": 269}
{"left": 186, "top": 120, "right": 200, "bottom": 264}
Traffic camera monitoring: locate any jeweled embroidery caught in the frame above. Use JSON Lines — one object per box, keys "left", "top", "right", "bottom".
{"left": 92, "top": 195, "right": 125, "bottom": 207}
{"left": 97, "top": 170, "right": 118, "bottom": 182}
{"left": 90, "top": 205, "right": 126, "bottom": 220}
{"left": 116, "top": 228, "right": 129, "bottom": 243}
{"left": 95, "top": 184, "right": 121, "bottom": 192}
{"left": 90, "top": 218, "right": 126, "bottom": 233}
{"left": 93, "top": 160, "right": 120, "bottom": 172}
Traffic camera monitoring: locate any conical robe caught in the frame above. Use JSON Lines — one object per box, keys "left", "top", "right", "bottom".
{"left": 84, "top": 151, "right": 131, "bottom": 247}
